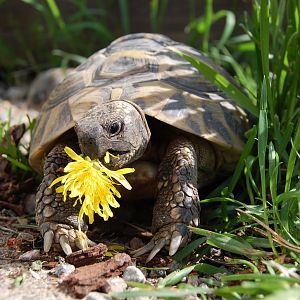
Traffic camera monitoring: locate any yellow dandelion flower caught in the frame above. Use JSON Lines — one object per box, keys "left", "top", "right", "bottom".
{"left": 49, "top": 147, "right": 135, "bottom": 223}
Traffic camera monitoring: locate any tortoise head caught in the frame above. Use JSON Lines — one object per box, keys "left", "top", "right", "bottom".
{"left": 74, "top": 100, "right": 151, "bottom": 168}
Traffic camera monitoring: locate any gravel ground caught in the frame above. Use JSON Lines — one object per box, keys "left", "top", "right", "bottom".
{"left": 0, "top": 261, "right": 76, "bottom": 300}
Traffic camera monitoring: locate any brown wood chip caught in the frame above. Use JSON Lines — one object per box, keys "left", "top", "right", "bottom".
{"left": 65, "top": 243, "right": 108, "bottom": 267}
{"left": 62, "top": 252, "right": 132, "bottom": 298}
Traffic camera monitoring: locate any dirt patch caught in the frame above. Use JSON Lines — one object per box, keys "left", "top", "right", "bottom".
{"left": 0, "top": 261, "right": 76, "bottom": 300}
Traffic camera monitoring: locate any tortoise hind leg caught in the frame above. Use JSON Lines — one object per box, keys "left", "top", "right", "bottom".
{"left": 132, "top": 136, "right": 202, "bottom": 261}
{"left": 36, "top": 144, "right": 93, "bottom": 254}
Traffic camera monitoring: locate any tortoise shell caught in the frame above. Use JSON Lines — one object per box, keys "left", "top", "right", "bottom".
{"left": 29, "top": 33, "right": 248, "bottom": 172}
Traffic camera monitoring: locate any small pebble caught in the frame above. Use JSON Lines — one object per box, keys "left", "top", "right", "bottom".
{"left": 84, "top": 292, "right": 113, "bottom": 300}
{"left": 149, "top": 269, "right": 167, "bottom": 278}
{"left": 31, "top": 260, "right": 44, "bottom": 271}
{"left": 50, "top": 262, "right": 75, "bottom": 277}
{"left": 210, "top": 247, "right": 222, "bottom": 257}
{"left": 102, "top": 276, "right": 127, "bottom": 293}
{"left": 19, "top": 249, "right": 40, "bottom": 261}
{"left": 122, "top": 266, "right": 146, "bottom": 283}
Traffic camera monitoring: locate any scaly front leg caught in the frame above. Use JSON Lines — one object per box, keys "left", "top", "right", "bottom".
{"left": 132, "top": 137, "right": 200, "bottom": 262}
{"left": 36, "top": 144, "right": 93, "bottom": 254}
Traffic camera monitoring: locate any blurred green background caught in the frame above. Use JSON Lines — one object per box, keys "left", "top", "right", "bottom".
{"left": 0, "top": 0, "right": 251, "bottom": 83}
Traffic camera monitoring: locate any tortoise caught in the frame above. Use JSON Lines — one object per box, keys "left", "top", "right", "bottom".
{"left": 29, "top": 33, "right": 248, "bottom": 261}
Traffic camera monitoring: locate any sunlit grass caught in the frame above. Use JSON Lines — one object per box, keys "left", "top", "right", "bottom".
{"left": 0, "top": 111, "right": 36, "bottom": 176}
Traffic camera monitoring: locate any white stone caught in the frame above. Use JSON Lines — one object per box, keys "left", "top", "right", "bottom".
{"left": 122, "top": 266, "right": 146, "bottom": 283}
{"left": 104, "top": 276, "right": 127, "bottom": 293}
{"left": 19, "top": 249, "right": 40, "bottom": 261}
{"left": 84, "top": 292, "right": 112, "bottom": 300}
{"left": 50, "top": 262, "right": 75, "bottom": 277}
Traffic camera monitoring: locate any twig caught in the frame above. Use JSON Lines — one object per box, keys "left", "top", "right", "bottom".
{"left": 11, "top": 224, "right": 39, "bottom": 230}
{"left": 253, "top": 227, "right": 300, "bottom": 253}
{"left": 0, "top": 256, "right": 19, "bottom": 261}
{"left": 0, "top": 225, "right": 19, "bottom": 234}
{"left": 236, "top": 208, "right": 300, "bottom": 253}
{"left": 0, "top": 216, "right": 18, "bottom": 221}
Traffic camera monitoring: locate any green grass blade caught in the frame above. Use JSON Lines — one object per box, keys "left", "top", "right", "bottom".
{"left": 176, "top": 51, "right": 258, "bottom": 116}
{"left": 202, "top": 0, "right": 213, "bottom": 53}
{"left": 244, "top": 156, "right": 260, "bottom": 202}
{"left": 111, "top": 286, "right": 210, "bottom": 299}
{"left": 190, "top": 227, "right": 269, "bottom": 258}
{"left": 258, "top": 77, "right": 276, "bottom": 253}
{"left": 222, "top": 273, "right": 300, "bottom": 284}
{"left": 268, "top": 142, "right": 279, "bottom": 200}
{"left": 262, "top": 287, "right": 300, "bottom": 300}
{"left": 158, "top": 265, "right": 195, "bottom": 287}
{"left": 157, "top": 0, "right": 168, "bottom": 32}
{"left": 149, "top": 0, "right": 159, "bottom": 32}
{"left": 46, "top": 0, "right": 66, "bottom": 32}
{"left": 200, "top": 197, "right": 246, "bottom": 207}
{"left": 214, "top": 10, "right": 236, "bottom": 50}
{"left": 52, "top": 49, "right": 87, "bottom": 65}
{"left": 194, "top": 263, "right": 228, "bottom": 275}
{"left": 20, "top": 0, "right": 47, "bottom": 13}
{"left": 268, "top": 141, "right": 280, "bottom": 236}
{"left": 273, "top": 116, "right": 294, "bottom": 159}
{"left": 276, "top": 191, "right": 300, "bottom": 204}
{"left": 2, "top": 155, "right": 32, "bottom": 172}
{"left": 206, "top": 235, "right": 268, "bottom": 258}
{"left": 118, "top": 0, "right": 130, "bottom": 34}
{"left": 221, "top": 47, "right": 257, "bottom": 99}
{"left": 244, "top": 236, "right": 272, "bottom": 249}
{"left": 215, "top": 281, "right": 299, "bottom": 298}
{"left": 260, "top": 0, "right": 274, "bottom": 118}
{"left": 173, "top": 237, "right": 206, "bottom": 262}
{"left": 257, "top": 80, "right": 268, "bottom": 200}
{"left": 228, "top": 125, "right": 257, "bottom": 193}
{"left": 285, "top": 120, "right": 300, "bottom": 192}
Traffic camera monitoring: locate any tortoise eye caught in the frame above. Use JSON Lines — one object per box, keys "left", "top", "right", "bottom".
{"left": 109, "top": 121, "right": 122, "bottom": 136}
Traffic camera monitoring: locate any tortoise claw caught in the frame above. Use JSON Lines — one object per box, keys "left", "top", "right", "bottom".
{"left": 169, "top": 231, "right": 183, "bottom": 256}
{"left": 87, "top": 238, "right": 97, "bottom": 247}
{"left": 59, "top": 235, "right": 72, "bottom": 255}
{"left": 75, "top": 235, "right": 88, "bottom": 250}
{"left": 132, "top": 238, "right": 166, "bottom": 262}
{"left": 75, "top": 232, "right": 96, "bottom": 250}
{"left": 146, "top": 238, "right": 166, "bottom": 263}
{"left": 43, "top": 230, "right": 54, "bottom": 253}
{"left": 132, "top": 240, "right": 155, "bottom": 257}
{"left": 132, "top": 223, "right": 190, "bottom": 261}
{"left": 40, "top": 221, "right": 91, "bottom": 254}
